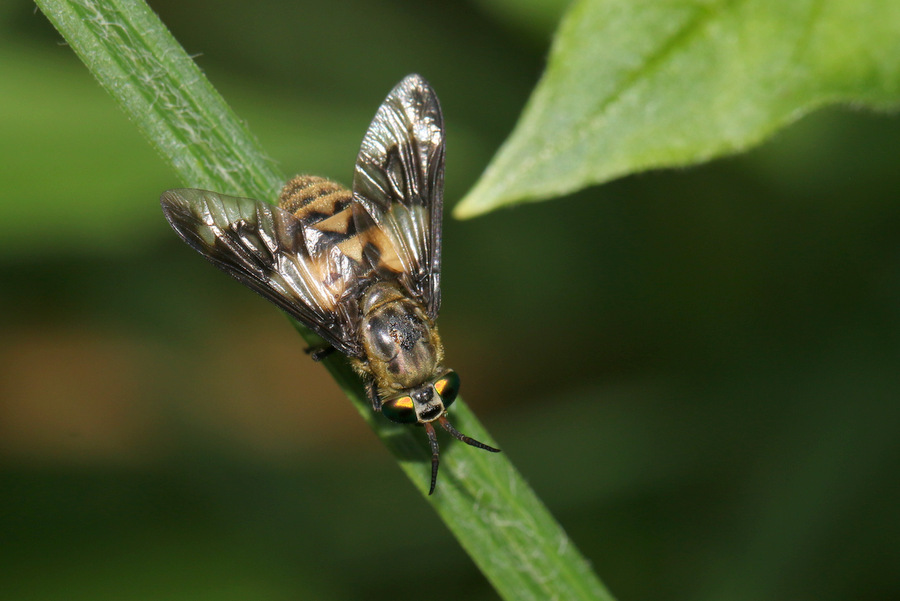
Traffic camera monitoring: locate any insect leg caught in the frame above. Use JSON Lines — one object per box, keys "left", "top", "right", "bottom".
{"left": 365, "top": 379, "right": 382, "bottom": 412}
{"left": 304, "top": 345, "right": 336, "bottom": 362}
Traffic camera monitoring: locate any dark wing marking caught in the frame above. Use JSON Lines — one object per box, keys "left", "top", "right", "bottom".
{"left": 352, "top": 73, "right": 445, "bottom": 319}
{"left": 160, "top": 188, "right": 363, "bottom": 357}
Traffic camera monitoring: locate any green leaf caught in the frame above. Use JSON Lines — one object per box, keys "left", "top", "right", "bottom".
{"left": 454, "top": 0, "right": 900, "bottom": 218}
{"left": 34, "top": 1, "right": 614, "bottom": 599}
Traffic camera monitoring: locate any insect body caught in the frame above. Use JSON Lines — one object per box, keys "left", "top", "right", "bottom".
{"left": 160, "top": 75, "right": 499, "bottom": 494}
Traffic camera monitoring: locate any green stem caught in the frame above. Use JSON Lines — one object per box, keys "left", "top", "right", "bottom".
{"left": 35, "top": 1, "right": 615, "bottom": 599}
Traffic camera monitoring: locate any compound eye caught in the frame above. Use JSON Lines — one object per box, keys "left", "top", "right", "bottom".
{"left": 433, "top": 371, "right": 461, "bottom": 407}
{"left": 381, "top": 394, "right": 418, "bottom": 424}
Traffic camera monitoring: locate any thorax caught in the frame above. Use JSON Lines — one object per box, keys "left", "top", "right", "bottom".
{"left": 359, "top": 282, "right": 442, "bottom": 390}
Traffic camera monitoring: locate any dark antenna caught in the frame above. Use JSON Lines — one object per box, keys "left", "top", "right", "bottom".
{"left": 438, "top": 416, "right": 501, "bottom": 454}
{"left": 423, "top": 421, "right": 441, "bottom": 495}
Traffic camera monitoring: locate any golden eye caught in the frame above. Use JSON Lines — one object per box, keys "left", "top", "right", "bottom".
{"left": 382, "top": 395, "right": 416, "bottom": 424}
{"left": 433, "top": 371, "right": 460, "bottom": 406}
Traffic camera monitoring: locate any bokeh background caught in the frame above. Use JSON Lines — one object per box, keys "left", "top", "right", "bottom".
{"left": 3, "top": 1, "right": 899, "bottom": 600}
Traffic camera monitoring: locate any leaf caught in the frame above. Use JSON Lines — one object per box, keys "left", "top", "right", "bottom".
{"left": 34, "top": 1, "right": 615, "bottom": 600}
{"left": 454, "top": 0, "right": 900, "bottom": 218}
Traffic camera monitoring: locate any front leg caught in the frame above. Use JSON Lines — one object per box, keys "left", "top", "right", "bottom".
{"left": 304, "top": 344, "right": 336, "bottom": 362}
{"left": 365, "top": 379, "right": 382, "bottom": 412}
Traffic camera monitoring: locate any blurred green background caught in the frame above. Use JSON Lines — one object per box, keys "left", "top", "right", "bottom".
{"left": 2, "top": 1, "right": 899, "bottom": 600}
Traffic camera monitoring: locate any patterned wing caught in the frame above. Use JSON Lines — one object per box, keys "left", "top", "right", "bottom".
{"left": 160, "top": 188, "right": 364, "bottom": 357}
{"left": 352, "top": 74, "right": 445, "bottom": 319}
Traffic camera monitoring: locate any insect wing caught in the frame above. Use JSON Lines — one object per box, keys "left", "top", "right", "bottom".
{"left": 160, "top": 188, "right": 362, "bottom": 356}
{"left": 352, "top": 74, "right": 445, "bottom": 318}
